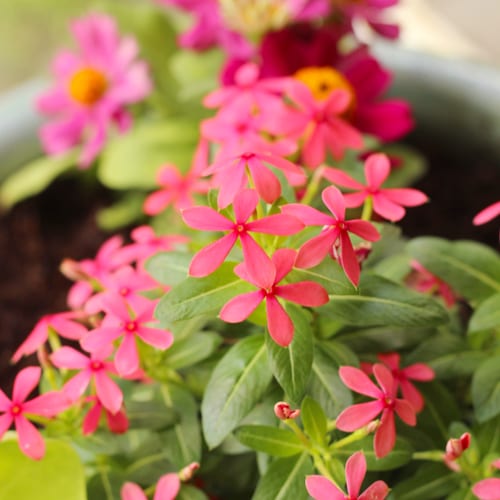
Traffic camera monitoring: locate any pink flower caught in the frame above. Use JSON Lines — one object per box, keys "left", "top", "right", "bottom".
{"left": 444, "top": 432, "right": 471, "bottom": 471}
{"left": 12, "top": 311, "right": 87, "bottom": 363}
{"left": 82, "top": 395, "right": 128, "bottom": 435}
{"left": 51, "top": 346, "right": 123, "bottom": 414}
{"left": 203, "top": 147, "right": 305, "bottom": 209}
{"left": 282, "top": 186, "right": 379, "bottom": 286}
{"left": 121, "top": 472, "right": 180, "bottom": 500}
{"left": 274, "top": 402, "right": 300, "bottom": 420}
{"left": 473, "top": 201, "right": 500, "bottom": 226}
{"left": 472, "top": 478, "right": 500, "bottom": 500}
{"left": 0, "top": 367, "right": 68, "bottom": 460}
{"left": 336, "top": 364, "right": 417, "bottom": 458}
{"left": 220, "top": 248, "right": 328, "bottom": 346}
{"left": 375, "top": 352, "right": 435, "bottom": 412}
{"left": 81, "top": 297, "right": 173, "bottom": 376}
{"left": 282, "top": 81, "right": 363, "bottom": 167}
{"left": 323, "top": 153, "right": 428, "bottom": 222}
{"left": 37, "top": 14, "right": 151, "bottom": 167}
{"left": 306, "top": 451, "right": 389, "bottom": 500}
{"left": 182, "top": 189, "right": 304, "bottom": 284}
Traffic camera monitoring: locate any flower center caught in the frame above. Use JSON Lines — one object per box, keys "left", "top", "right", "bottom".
{"left": 69, "top": 67, "right": 108, "bottom": 106}
{"left": 293, "top": 66, "right": 356, "bottom": 113}
{"left": 10, "top": 403, "right": 23, "bottom": 416}
{"left": 124, "top": 321, "right": 138, "bottom": 333}
{"left": 90, "top": 360, "right": 104, "bottom": 371}
{"left": 383, "top": 396, "right": 395, "bottom": 409}
{"left": 119, "top": 287, "right": 130, "bottom": 297}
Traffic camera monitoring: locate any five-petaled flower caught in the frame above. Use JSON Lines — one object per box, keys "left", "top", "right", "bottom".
{"left": 306, "top": 451, "right": 389, "bottom": 500}
{"left": 282, "top": 185, "right": 379, "bottom": 286}
{"left": 0, "top": 367, "right": 68, "bottom": 460}
{"left": 219, "top": 248, "right": 328, "bottom": 346}
{"left": 323, "top": 152, "right": 428, "bottom": 222}
{"left": 336, "top": 364, "right": 417, "bottom": 458}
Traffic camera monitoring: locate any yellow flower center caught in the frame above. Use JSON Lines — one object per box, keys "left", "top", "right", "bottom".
{"left": 294, "top": 66, "right": 356, "bottom": 114}
{"left": 69, "top": 67, "right": 108, "bottom": 106}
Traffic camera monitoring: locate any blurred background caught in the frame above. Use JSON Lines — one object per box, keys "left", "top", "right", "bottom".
{"left": 0, "top": 0, "right": 499, "bottom": 93}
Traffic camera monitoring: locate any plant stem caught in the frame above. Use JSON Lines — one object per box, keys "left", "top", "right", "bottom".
{"left": 300, "top": 167, "right": 324, "bottom": 206}
{"left": 361, "top": 195, "right": 373, "bottom": 220}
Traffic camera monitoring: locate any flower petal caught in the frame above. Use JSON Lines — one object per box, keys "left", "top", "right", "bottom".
{"left": 383, "top": 188, "right": 428, "bottom": 207}
{"left": 0, "top": 413, "right": 13, "bottom": 440}
{"left": 472, "top": 478, "right": 500, "bottom": 500}
{"left": 189, "top": 232, "right": 238, "bottom": 277}
{"left": 266, "top": 296, "right": 294, "bottom": 347}
{"left": 364, "top": 153, "right": 390, "bottom": 190}
{"left": 121, "top": 482, "right": 148, "bottom": 500}
{"left": 137, "top": 327, "right": 174, "bottom": 350}
{"left": 345, "top": 451, "right": 367, "bottom": 498}
{"left": 372, "top": 193, "right": 406, "bottom": 222}
{"left": 115, "top": 335, "right": 139, "bottom": 377}
{"left": 182, "top": 206, "right": 233, "bottom": 231}
{"left": 94, "top": 372, "right": 123, "bottom": 415}
{"left": 374, "top": 410, "right": 396, "bottom": 458}
{"left": 305, "top": 475, "right": 345, "bottom": 500}
{"left": 347, "top": 220, "right": 380, "bottom": 242}
{"left": 220, "top": 291, "right": 264, "bottom": 323}
{"left": 233, "top": 189, "right": 258, "bottom": 223}
{"left": 13, "top": 366, "right": 41, "bottom": 403}
{"left": 15, "top": 416, "right": 46, "bottom": 460}
{"left": 295, "top": 229, "right": 337, "bottom": 269}
{"left": 339, "top": 231, "right": 360, "bottom": 287}
{"left": 373, "top": 364, "right": 395, "bottom": 397}
{"left": 358, "top": 480, "right": 390, "bottom": 500}
{"left": 336, "top": 400, "right": 383, "bottom": 432}
{"left": 247, "top": 214, "right": 304, "bottom": 236}
{"left": 394, "top": 398, "right": 417, "bottom": 426}
{"left": 154, "top": 473, "right": 181, "bottom": 500}
{"left": 51, "top": 346, "right": 89, "bottom": 369}
{"left": 321, "top": 167, "right": 365, "bottom": 190}
{"left": 339, "top": 366, "right": 383, "bottom": 399}
{"left": 322, "top": 186, "right": 346, "bottom": 221}
{"left": 276, "top": 282, "right": 329, "bottom": 307}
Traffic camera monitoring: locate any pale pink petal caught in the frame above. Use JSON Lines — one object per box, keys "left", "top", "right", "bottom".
{"left": 473, "top": 201, "right": 500, "bottom": 225}
{"left": 303, "top": 124, "right": 327, "bottom": 168}
{"left": 247, "top": 157, "right": 282, "bottom": 204}
{"left": 343, "top": 192, "right": 369, "bottom": 208}
{"left": 374, "top": 410, "right": 395, "bottom": 458}
{"left": 62, "top": 371, "right": 92, "bottom": 402}
{"left": 347, "top": 220, "right": 380, "bottom": 242}
{"left": 52, "top": 317, "right": 88, "bottom": 340}
{"left": 101, "top": 295, "right": 131, "bottom": 321}
{"left": 154, "top": 473, "right": 181, "bottom": 500}
{"left": 403, "top": 363, "right": 435, "bottom": 381}
{"left": 373, "top": 364, "right": 395, "bottom": 396}
{"left": 115, "top": 335, "right": 139, "bottom": 376}
{"left": 240, "top": 234, "right": 275, "bottom": 290}
{"left": 339, "top": 231, "right": 360, "bottom": 286}
{"left": 189, "top": 232, "right": 238, "bottom": 277}
{"left": 137, "top": 327, "right": 174, "bottom": 350}
{"left": 94, "top": 372, "right": 123, "bottom": 415}
{"left": 339, "top": 366, "right": 383, "bottom": 399}
{"left": 217, "top": 162, "right": 248, "bottom": 209}
{"left": 81, "top": 327, "right": 121, "bottom": 353}
{"left": 143, "top": 190, "right": 175, "bottom": 215}
{"left": 305, "top": 475, "right": 345, "bottom": 500}
{"left": 325, "top": 89, "right": 351, "bottom": 115}
{"left": 281, "top": 203, "right": 333, "bottom": 226}
{"left": 336, "top": 401, "right": 383, "bottom": 432}
{"left": 247, "top": 214, "right": 304, "bottom": 235}
{"left": 51, "top": 346, "right": 89, "bottom": 369}
{"left": 219, "top": 291, "right": 264, "bottom": 323}
{"left": 383, "top": 188, "right": 428, "bottom": 207}
{"left": 23, "top": 391, "right": 69, "bottom": 417}
{"left": 182, "top": 206, "right": 233, "bottom": 231}
{"left": 322, "top": 186, "right": 346, "bottom": 221}
{"left": 364, "top": 153, "right": 390, "bottom": 190}
{"left": 321, "top": 167, "right": 365, "bottom": 190}
{"left": 271, "top": 248, "right": 297, "bottom": 284}
{"left": 11, "top": 320, "right": 49, "bottom": 363}
{"left": 258, "top": 152, "right": 304, "bottom": 177}
{"left": 372, "top": 193, "right": 406, "bottom": 221}
{"left": 295, "top": 229, "right": 337, "bottom": 269}
{"left": 266, "top": 296, "right": 294, "bottom": 347}
{"left": 345, "top": 451, "right": 367, "bottom": 498}
{"left": 15, "top": 416, "right": 46, "bottom": 460}
{"left": 121, "top": 482, "right": 148, "bottom": 500}
{"left": 13, "top": 367, "right": 41, "bottom": 403}
{"left": 394, "top": 399, "right": 417, "bottom": 426}
{"left": 472, "top": 478, "right": 500, "bottom": 500}
{"left": 67, "top": 281, "right": 94, "bottom": 310}
{"left": 358, "top": 481, "right": 390, "bottom": 500}
{"left": 275, "top": 282, "right": 329, "bottom": 307}
{"left": 0, "top": 413, "right": 13, "bottom": 441}
{"left": 325, "top": 119, "right": 363, "bottom": 159}
{"left": 233, "top": 189, "right": 258, "bottom": 223}
{"left": 287, "top": 80, "right": 316, "bottom": 111}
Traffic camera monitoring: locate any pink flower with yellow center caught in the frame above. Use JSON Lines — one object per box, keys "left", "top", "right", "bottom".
{"left": 37, "top": 13, "right": 152, "bottom": 167}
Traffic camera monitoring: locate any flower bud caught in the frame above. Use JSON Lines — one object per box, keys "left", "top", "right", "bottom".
{"left": 445, "top": 432, "right": 471, "bottom": 461}
{"left": 179, "top": 462, "right": 200, "bottom": 482}
{"left": 59, "top": 258, "right": 89, "bottom": 281}
{"left": 274, "top": 402, "right": 300, "bottom": 420}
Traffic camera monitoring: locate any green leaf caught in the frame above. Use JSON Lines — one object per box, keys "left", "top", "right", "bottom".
{"left": 98, "top": 120, "right": 199, "bottom": 190}
{"left": 391, "top": 463, "right": 461, "bottom": 500}
{"left": 177, "top": 485, "right": 209, "bottom": 500}
{"left": 266, "top": 305, "right": 313, "bottom": 403}
{"left": 320, "top": 273, "right": 448, "bottom": 327}
{"left": 301, "top": 396, "right": 328, "bottom": 446}
{"left": 146, "top": 251, "right": 192, "bottom": 287}
{"left": 469, "top": 292, "right": 500, "bottom": 333}
{"left": 156, "top": 262, "right": 254, "bottom": 327}
{"left": 252, "top": 453, "right": 313, "bottom": 500}
{"left": 161, "top": 384, "right": 202, "bottom": 468}
{"left": 0, "top": 438, "right": 86, "bottom": 500}
{"left": 407, "top": 237, "right": 500, "bottom": 304}
{"left": 308, "top": 349, "right": 352, "bottom": 419}
{"left": 125, "top": 450, "right": 172, "bottom": 485}
{"left": 86, "top": 470, "right": 124, "bottom": 500}
{"left": 0, "top": 152, "right": 76, "bottom": 208}
{"left": 202, "top": 335, "right": 272, "bottom": 449}
{"left": 235, "top": 425, "right": 304, "bottom": 457}
{"left": 334, "top": 436, "right": 414, "bottom": 471}
{"left": 163, "top": 331, "right": 222, "bottom": 369}
{"left": 96, "top": 192, "right": 146, "bottom": 231}
{"left": 472, "top": 355, "right": 500, "bottom": 422}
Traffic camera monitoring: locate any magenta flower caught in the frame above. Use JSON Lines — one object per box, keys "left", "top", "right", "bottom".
{"left": 283, "top": 81, "right": 363, "bottom": 167}
{"left": 203, "top": 147, "right": 305, "bottom": 209}
{"left": 182, "top": 189, "right": 304, "bottom": 284}
{"left": 375, "top": 352, "right": 435, "bottom": 413}
{"left": 0, "top": 367, "right": 68, "bottom": 460}
{"left": 323, "top": 153, "right": 428, "bottom": 222}
{"left": 220, "top": 248, "right": 328, "bottom": 346}
{"left": 12, "top": 311, "right": 87, "bottom": 363}
{"left": 37, "top": 14, "right": 151, "bottom": 167}
{"left": 51, "top": 346, "right": 123, "bottom": 414}
{"left": 473, "top": 200, "right": 500, "bottom": 226}
{"left": 282, "top": 186, "right": 380, "bottom": 286}
{"left": 81, "top": 297, "right": 173, "bottom": 376}
{"left": 82, "top": 395, "right": 128, "bottom": 436}
{"left": 336, "top": 364, "right": 417, "bottom": 458}
{"left": 121, "top": 473, "right": 180, "bottom": 500}
{"left": 306, "top": 451, "right": 389, "bottom": 500}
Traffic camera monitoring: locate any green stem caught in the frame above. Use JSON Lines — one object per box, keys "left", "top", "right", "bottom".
{"left": 301, "top": 167, "right": 324, "bottom": 206}
{"left": 361, "top": 195, "right": 373, "bottom": 221}
{"left": 412, "top": 451, "right": 445, "bottom": 461}
{"left": 285, "top": 419, "right": 311, "bottom": 450}
{"left": 330, "top": 423, "right": 375, "bottom": 450}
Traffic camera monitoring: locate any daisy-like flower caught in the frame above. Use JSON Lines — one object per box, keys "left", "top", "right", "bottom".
{"left": 81, "top": 297, "right": 173, "bottom": 376}
{"left": 282, "top": 186, "right": 379, "bottom": 286}
{"left": 37, "top": 13, "right": 152, "bottom": 167}
{"left": 336, "top": 364, "right": 417, "bottom": 458}
{"left": 306, "top": 451, "right": 389, "bottom": 500}
{"left": 0, "top": 367, "right": 68, "bottom": 460}
{"left": 182, "top": 189, "right": 304, "bottom": 284}
{"left": 323, "top": 153, "right": 428, "bottom": 222}
{"left": 219, "top": 248, "right": 328, "bottom": 346}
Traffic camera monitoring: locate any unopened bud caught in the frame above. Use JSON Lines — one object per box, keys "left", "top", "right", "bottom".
{"left": 274, "top": 402, "right": 300, "bottom": 420}
{"left": 60, "top": 259, "right": 88, "bottom": 281}
{"left": 445, "top": 432, "right": 471, "bottom": 461}
{"left": 366, "top": 420, "right": 380, "bottom": 434}
{"left": 179, "top": 462, "right": 200, "bottom": 482}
